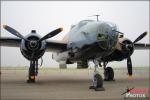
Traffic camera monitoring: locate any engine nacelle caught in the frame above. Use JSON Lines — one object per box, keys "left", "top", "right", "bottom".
{"left": 52, "top": 51, "right": 69, "bottom": 62}
{"left": 52, "top": 51, "right": 74, "bottom": 64}
{"left": 116, "top": 38, "right": 134, "bottom": 54}
{"left": 102, "top": 38, "right": 134, "bottom": 61}
{"left": 20, "top": 32, "right": 46, "bottom": 60}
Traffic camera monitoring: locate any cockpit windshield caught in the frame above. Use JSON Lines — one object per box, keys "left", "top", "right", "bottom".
{"left": 107, "top": 22, "right": 118, "bottom": 31}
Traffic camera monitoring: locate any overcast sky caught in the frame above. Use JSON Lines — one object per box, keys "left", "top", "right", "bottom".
{"left": 1, "top": 1, "right": 149, "bottom": 68}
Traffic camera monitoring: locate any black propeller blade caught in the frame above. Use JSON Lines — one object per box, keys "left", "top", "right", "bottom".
{"left": 39, "top": 28, "right": 63, "bottom": 42}
{"left": 133, "top": 32, "right": 147, "bottom": 43}
{"left": 3, "top": 25, "right": 27, "bottom": 41}
{"left": 127, "top": 57, "right": 132, "bottom": 76}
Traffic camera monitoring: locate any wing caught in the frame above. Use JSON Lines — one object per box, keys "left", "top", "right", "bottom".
{"left": 0, "top": 37, "right": 67, "bottom": 52}
{"left": 46, "top": 40, "right": 67, "bottom": 52}
{"left": 0, "top": 37, "right": 21, "bottom": 47}
{"left": 134, "top": 43, "right": 150, "bottom": 49}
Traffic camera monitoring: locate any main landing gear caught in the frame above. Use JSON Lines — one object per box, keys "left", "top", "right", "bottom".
{"left": 89, "top": 60, "right": 115, "bottom": 91}
{"left": 104, "top": 67, "right": 114, "bottom": 81}
{"left": 89, "top": 60, "right": 105, "bottom": 91}
{"left": 103, "top": 62, "right": 114, "bottom": 81}
{"left": 27, "top": 60, "right": 38, "bottom": 83}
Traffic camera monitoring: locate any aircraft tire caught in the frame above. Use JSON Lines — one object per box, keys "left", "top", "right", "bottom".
{"left": 93, "top": 74, "right": 105, "bottom": 91}
{"left": 104, "top": 67, "right": 114, "bottom": 81}
{"left": 94, "top": 74, "right": 103, "bottom": 88}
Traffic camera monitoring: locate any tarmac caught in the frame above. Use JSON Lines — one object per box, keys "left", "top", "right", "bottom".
{"left": 1, "top": 67, "right": 149, "bottom": 100}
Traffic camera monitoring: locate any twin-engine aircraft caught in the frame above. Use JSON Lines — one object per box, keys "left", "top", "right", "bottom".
{"left": 0, "top": 16, "right": 149, "bottom": 91}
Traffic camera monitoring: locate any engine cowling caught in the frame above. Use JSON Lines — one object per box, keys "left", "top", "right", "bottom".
{"left": 102, "top": 38, "right": 134, "bottom": 61}
{"left": 20, "top": 33, "right": 46, "bottom": 60}
{"left": 117, "top": 38, "right": 134, "bottom": 56}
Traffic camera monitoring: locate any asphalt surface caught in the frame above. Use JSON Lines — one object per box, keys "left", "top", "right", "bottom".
{"left": 1, "top": 67, "right": 149, "bottom": 100}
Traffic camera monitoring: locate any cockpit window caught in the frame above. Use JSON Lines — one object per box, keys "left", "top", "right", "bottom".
{"left": 97, "top": 34, "right": 108, "bottom": 40}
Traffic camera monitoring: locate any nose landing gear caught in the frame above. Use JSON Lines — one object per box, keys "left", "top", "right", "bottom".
{"left": 27, "top": 60, "right": 38, "bottom": 83}
{"left": 89, "top": 60, "right": 105, "bottom": 91}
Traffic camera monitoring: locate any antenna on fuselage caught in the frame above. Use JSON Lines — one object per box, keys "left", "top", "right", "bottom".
{"left": 89, "top": 15, "right": 100, "bottom": 21}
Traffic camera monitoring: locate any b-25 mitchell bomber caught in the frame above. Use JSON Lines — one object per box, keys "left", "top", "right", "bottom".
{"left": 0, "top": 16, "right": 149, "bottom": 91}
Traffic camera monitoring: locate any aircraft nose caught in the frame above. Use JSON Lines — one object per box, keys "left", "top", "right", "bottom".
{"left": 96, "top": 23, "right": 118, "bottom": 50}
{"left": 96, "top": 32, "right": 118, "bottom": 50}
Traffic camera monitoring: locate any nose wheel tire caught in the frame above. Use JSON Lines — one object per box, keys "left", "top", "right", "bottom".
{"left": 89, "top": 73, "right": 105, "bottom": 91}
{"left": 104, "top": 67, "right": 114, "bottom": 81}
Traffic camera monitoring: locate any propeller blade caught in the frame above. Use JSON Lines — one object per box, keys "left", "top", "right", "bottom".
{"left": 127, "top": 57, "right": 132, "bottom": 76}
{"left": 133, "top": 32, "right": 147, "bottom": 43}
{"left": 39, "top": 27, "right": 63, "bottom": 41}
{"left": 31, "top": 52, "right": 35, "bottom": 60}
{"left": 3, "top": 25, "right": 27, "bottom": 40}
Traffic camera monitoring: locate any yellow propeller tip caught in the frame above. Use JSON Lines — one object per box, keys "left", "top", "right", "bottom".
{"left": 128, "top": 75, "right": 132, "bottom": 78}
{"left": 60, "top": 27, "right": 63, "bottom": 31}
{"left": 3, "top": 25, "right": 7, "bottom": 28}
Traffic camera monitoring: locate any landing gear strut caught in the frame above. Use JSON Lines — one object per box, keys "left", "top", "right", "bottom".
{"left": 27, "top": 60, "right": 38, "bottom": 83}
{"left": 89, "top": 60, "right": 105, "bottom": 91}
